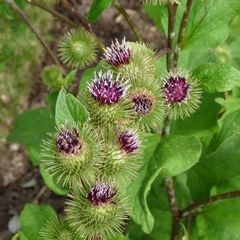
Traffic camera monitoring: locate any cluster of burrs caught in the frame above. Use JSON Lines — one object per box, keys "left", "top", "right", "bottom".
{"left": 40, "top": 32, "right": 202, "bottom": 240}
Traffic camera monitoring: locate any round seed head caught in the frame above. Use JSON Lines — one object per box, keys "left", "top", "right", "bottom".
{"left": 58, "top": 29, "right": 97, "bottom": 69}
{"left": 104, "top": 37, "right": 131, "bottom": 67}
{"left": 87, "top": 183, "right": 117, "bottom": 205}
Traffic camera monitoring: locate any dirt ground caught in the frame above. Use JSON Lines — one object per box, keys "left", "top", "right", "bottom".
{"left": 0, "top": 1, "right": 165, "bottom": 239}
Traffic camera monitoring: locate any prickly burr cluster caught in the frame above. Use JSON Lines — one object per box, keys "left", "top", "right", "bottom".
{"left": 41, "top": 36, "right": 202, "bottom": 240}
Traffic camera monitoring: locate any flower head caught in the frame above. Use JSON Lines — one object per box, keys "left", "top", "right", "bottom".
{"left": 118, "top": 129, "right": 140, "bottom": 154}
{"left": 162, "top": 71, "right": 202, "bottom": 119}
{"left": 66, "top": 183, "right": 128, "bottom": 240}
{"left": 141, "top": 0, "right": 179, "bottom": 5}
{"left": 132, "top": 93, "right": 153, "bottom": 115}
{"left": 41, "top": 123, "right": 103, "bottom": 187}
{"left": 89, "top": 71, "right": 128, "bottom": 105}
{"left": 163, "top": 75, "right": 189, "bottom": 104}
{"left": 56, "top": 128, "right": 82, "bottom": 154}
{"left": 104, "top": 37, "right": 131, "bottom": 67}
{"left": 87, "top": 183, "right": 116, "bottom": 205}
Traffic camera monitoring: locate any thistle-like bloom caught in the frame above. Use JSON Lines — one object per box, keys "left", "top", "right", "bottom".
{"left": 118, "top": 129, "right": 140, "bottom": 154}
{"left": 66, "top": 183, "right": 128, "bottom": 240}
{"left": 103, "top": 38, "right": 131, "bottom": 67}
{"left": 129, "top": 79, "right": 165, "bottom": 131}
{"left": 162, "top": 71, "right": 202, "bottom": 119}
{"left": 85, "top": 71, "right": 131, "bottom": 127}
{"left": 89, "top": 71, "right": 127, "bottom": 105}
{"left": 98, "top": 128, "right": 142, "bottom": 185}
{"left": 58, "top": 29, "right": 97, "bottom": 69}
{"left": 39, "top": 216, "right": 80, "bottom": 240}
{"left": 41, "top": 123, "right": 103, "bottom": 187}
{"left": 87, "top": 183, "right": 117, "bottom": 205}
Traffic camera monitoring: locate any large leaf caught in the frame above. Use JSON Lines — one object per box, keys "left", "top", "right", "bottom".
{"left": 128, "top": 133, "right": 161, "bottom": 234}
{"left": 7, "top": 108, "right": 55, "bottom": 165}
{"left": 88, "top": 0, "right": 113, "bottom": 23}
{"left": 195, "top": 199, "right": 240, "bottom": 240}
{"left": 20, "top": 204, "right": 57, "bottom": 240}
{"left": 55, "top": 88, "right": 89, "bottom": 126}
{"left": 194, "top": 64, "right": 240, "bottom": 93}
{"left": 155, "top": 135, "right": 202, "bottom": 177}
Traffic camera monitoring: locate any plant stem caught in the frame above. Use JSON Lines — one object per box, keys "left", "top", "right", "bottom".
{"left": 27, "top": 0, "right": 77, "bottom": 28}
{"left": 167, "top": 2, "right": 178, "bottom": 71}
{"left": 181, "top": 191, "right": 240, "bottom": 218}
{"left": 174, "top": 0, "right": 193, "bottom": 68}
{"left": 61, "top": 0, "right": 105, "bottom": 50}
{"left": 114, "top": 1, "right": 143, "bottom": 42}
{"left": 5, "top": 0, "right": 63, "bottom": 71}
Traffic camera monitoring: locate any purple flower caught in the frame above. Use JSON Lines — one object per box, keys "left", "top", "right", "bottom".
{"left": 89, "top": 71, "right": 128, "bottom": 105}
{"left": 87, "top": 183, "right": 116, "bottom": 205}
{"left": 103, "top": 38, "right": 131, "bottom": 67}
{"left": 56, "top": 128, "right": 82, "bottom": 154}
{"left": 132, "top": 93, "right": 153, "bottom": 115}
{"left": 118, "top": 130, "right": 140, "bottom": 154}
{"left": 163, "top": 75, "right": 189, "bottom": 104}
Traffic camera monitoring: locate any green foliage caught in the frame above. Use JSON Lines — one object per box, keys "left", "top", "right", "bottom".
{"left": 88, "top": 0, "right": 114, "bottom": 23}
{"left": 20, "top": 204, "right": 57, "bottom": 240}
{"left": 55, "top": 88, "right": 89, "bottom": 126}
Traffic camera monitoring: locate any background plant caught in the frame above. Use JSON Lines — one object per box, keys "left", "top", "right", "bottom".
{"left": 2, "top": 0, "right": 240, "bottom": 239}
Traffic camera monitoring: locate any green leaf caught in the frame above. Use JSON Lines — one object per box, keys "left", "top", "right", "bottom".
{"left": 39, "top": 164, "right": 68, "bottom": 195}
{"left": 196, "top": 199, "right": 240, "bottom": 240}
{"left": 78, "top": 67, "right": 95, "bottom": 95}
{"left": 20, "top": 204, "right": 57, "bottom": 240}
{"left": 88, "top": 0, "right": 113, "bottom": 23}
{"left": 128, "top": 133, "right": 161, "bottom": 234}
{"left": 194, "top": 64, "right": 240, "bottom": 93}
{"left": 55, "top": 88, "right": 89, "bottom": 126}
{"left": 215, "top": 96, "right": 240, "bottom": 117}
{"left": 155, "top": 136, "right": 202, "bottom": 177}
{"left": 7, "top": 108, "right": 55, "bottom": 165}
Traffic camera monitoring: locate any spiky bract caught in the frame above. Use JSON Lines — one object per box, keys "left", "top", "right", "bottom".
{"left": 39, "top": 216, "right": 80, "bottom": 240}
{"left": 85, "top": 71, "right": 131, "bottom": 128}
{"left": 103, "top": 37, "right": 131, "bottom": 67}
{"left": 66, "top": 183, "right": 129, "bottom": 240}
{"left": 161, "top": 71, "right": 202, "bottom": 119}
{"left": 118, "top": 42, "right": 158, "bottom": 81}
{"left": 97, "top": 128, "right": 142, "bottom": 186}
{"left": 41, "top": 123, "right": 103, "bottom": 187}
{"left": 129, "top": 79, "right": 165, "bottom": 131}
{"left": 58, "top": 29, "right": 97, "bottom": 69}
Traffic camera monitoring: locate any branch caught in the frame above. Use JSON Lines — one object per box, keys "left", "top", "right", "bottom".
{"left": 167, "top": 2, "right": 178, "bottom": 71}
{"left": 113, "top": 1, "right": 143, "bottom": 42}
{"left": 181, "top": 191, "right": 240, "bottom": 218}
{"left": 5, "top": 0, "right": 63, "bottom": 71}
{"left": 27, "top": 0, "right": 77, "bottom": 28}
{"left": 174, "top": 0, "right": 193, "bottom": 68}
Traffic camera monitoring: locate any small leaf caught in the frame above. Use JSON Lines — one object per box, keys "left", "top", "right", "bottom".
{"left": 194, "top": 64, "right": 240, "bottom": 93}
{"left": 55, "top": 88, "right": 89, "bottom": 126}
{"left": 20, "top": 204, "right": 57, "bottom": 240}
{"left": 78, "top": 67, "right": 95, "bottom": 95}
{"left": 39, "top": 164, "right": 68, "bottom": 195}
{"left": 88, "top": 0, "right": 114, "bottom": 23}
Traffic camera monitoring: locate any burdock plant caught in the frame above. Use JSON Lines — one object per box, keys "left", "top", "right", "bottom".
{"left": 7, "top": 0, "right": 240, "bottom": 240}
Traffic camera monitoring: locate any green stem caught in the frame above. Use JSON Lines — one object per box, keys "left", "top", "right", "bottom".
{"left": 114, "top": 1, "right": 143, "bottom": 42}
